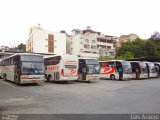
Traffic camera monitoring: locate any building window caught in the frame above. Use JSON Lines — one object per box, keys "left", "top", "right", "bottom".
{"left": 54, "top": 46, "right": 57, "bottom": 48}
{"left": 80, "top": 49, "right": 83, "bottom": 52}
{"left": 107, "top": 46, "right": 111, "bottom": 49}
{"left": 84, "top": 44, "right": 90, "bottom": 49}
{"left": 91, "top": 45, "right": 96, "bottom": 49}
{"left": 80, "top": 37, "right": 83, "bottom": 39}
{"left": 80, "top": 42, "right": 83, "bottom": 44}
{"left": 92, "top": 40, "right": 95, "bottom": 43}
{"left": 85, "top": 39, "right": 89, "bottom": 43}
{"left": 54, "top": 40, "right": 57, "bottom": 42}
{"left": 45, "top": 45, "right": 48, "bottom": 47}
{"left": 45, "top": 39, "right": 48, "bottom": 41}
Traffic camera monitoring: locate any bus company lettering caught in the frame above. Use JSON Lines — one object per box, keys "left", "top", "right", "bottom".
{"left": 102, "top": 67, "right": 115, "bottom": 74}
{"left": 47, "top": 66, "right": 59, "bottom": 71}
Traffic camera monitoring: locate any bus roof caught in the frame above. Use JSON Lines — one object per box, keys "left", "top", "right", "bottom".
{"left": 1, "top": 53, "right": 43, "bottom": 61}
{"left": 78, "top": 57, "right": 97, "bottom": 60}
{"left": 99, "top": 60, "right": 128, "bottom": 62}
{"left": 44, "top": 54, "right": 78, "bottom": 59}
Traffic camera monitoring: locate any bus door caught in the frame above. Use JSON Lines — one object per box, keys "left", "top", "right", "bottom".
{"left": 82, "top": 66, "right": 88, "bottom": 80}
{"left": 78, "top": 59, "right": 87, "bottom": 80}
{"left": 131, "top": 62, "right": 140, "bottom": 79}
{"left": 13, "top": 56, "right": 21, "bottom": 83}
{"left": 146, "top": 63, "right": 150, "bottom": 78}
{"left": 116, "top": 61, "right": 123, "bottom": 80}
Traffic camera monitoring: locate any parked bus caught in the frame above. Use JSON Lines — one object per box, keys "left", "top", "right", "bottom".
{"left": 99, "top": 60, "right": 132, "bottom": 80}
{"left": 1, "top": 53, "right": 44, "bottom": 84}
{"left": 78, "top": 58, "right": 100, "bottom": 82}
{"left": 44, "top": 54, "right": 78, "bottom": 82}
{"left": 145, "top": 62, "right": 159, "bottom": 78}
{"left": 130, "top": 61, "right": 148, "bottom": 79}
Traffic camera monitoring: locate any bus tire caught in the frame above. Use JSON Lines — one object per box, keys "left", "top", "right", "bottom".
{"left": 14, "top": 75, "right": 20, "bottom": 85}
{"left": 110, "top": 75, "right": 115, "bottom": 80}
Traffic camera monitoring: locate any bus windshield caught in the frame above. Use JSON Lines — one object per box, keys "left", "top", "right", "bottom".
{"left": 121, "top": 61, "right": 132, "bottom": 74}
{"left": 122, "top": 65, "right": 132, "bottom": 74}
{"left": 87, "top": 64, "right": 100, "bottom": 74}
{"left": 86, "top": 59, "right": 99, "bottom": 65}
{"left": 21, "top": 62, "right": 44, "bottom": 75}
{"left": 141, "top": 67, "right": 148, "bottom": 73}
{"left": 85, "top": 59, "right": 100, "bottom": 74}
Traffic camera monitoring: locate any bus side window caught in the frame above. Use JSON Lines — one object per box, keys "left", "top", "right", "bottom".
{"left": 108, "top": 62, "right": 114, "bottom": 68}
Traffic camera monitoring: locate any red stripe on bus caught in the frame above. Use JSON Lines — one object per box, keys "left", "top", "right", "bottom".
{"left": 69, "top": 69, "right": 76, "bottom": 74}
{"left": 101, "top": 67, "right": 115, "bottom": 74}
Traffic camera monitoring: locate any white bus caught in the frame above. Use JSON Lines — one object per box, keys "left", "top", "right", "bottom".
{"left": 145, "top": 62, "right": 158, "bottom": 78}
{"left": 44, "top": 54, "right": 78, "bottom": 82}
{"left": 1, "top": 53, "right": 44, "bottom": 84}
{"left": 99, "top": 60, "right": 132, "bottom": 80}
{"left": 130, "top": 61, "right": 148, "bottom": 79}
{"left": 78, "top": 58, "right": 100, "bottom": 82}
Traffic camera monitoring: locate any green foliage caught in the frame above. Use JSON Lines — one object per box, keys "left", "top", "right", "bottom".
{"left": 149, "top": 31, "right": 160, "bottom": 44}
{"left": 116, "top": 37, "right": 160, "bottom": 60}
{"left": 116, "top": 51, "right": 134, "bottom": 60}
{"left": 98, "top": 56, "right": 111, "bottom": 61}
{"left": 15, "top": 43, "right": 26, "bottom": 52}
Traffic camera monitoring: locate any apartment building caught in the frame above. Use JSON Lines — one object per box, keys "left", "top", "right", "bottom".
{"left": 26, "top": 24, "right": 66, "bottom": 54}
{"left": 117, "top": 33, "right": 139, "bottom": 48}
{"left": 67, "top": 27, "right": 116, "bottom": 59}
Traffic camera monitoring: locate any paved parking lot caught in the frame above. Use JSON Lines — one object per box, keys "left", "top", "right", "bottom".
{"left": 0, "top": 78, "right": 160, "bottom": 114}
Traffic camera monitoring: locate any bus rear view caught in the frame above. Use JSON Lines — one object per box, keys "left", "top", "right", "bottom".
{"left": 44, "top": 54, "right": 78, "bottom": 82}
{"left": 78, "top": 58, "right": 100, "bottom": 82}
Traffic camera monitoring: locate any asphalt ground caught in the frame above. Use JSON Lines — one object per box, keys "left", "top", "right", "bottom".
{"left": 0, "top": 78, "right": 160, "bottom": 114}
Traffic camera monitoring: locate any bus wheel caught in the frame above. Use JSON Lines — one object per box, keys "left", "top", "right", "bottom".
{"left": 14, "top": 75, "right": 20, "bottom": 85}
{"left": 110, "top": 75, "right": 115, "bottom": 80}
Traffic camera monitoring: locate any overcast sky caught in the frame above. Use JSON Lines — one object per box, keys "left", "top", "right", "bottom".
{"left": 0, "top": 0, "right": 160, "bottom": 47}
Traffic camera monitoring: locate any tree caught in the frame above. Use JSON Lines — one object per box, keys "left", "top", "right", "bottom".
{"left": 116, "top": 51, "right": 134, "bottom": 60}
{"left": 15, "top": 43, "right": 26, "bottom": 52}
{"left": 98, "top": 56, "right": 111, "bottom": 61}
{"left": 149, "top": 31, "right": 160, "bottom": 44}
{"left": 116, "top": 38, "right": 160, "bottom": 59}
{"left": 60, "top": 30, "right": 68, "bottom": 36}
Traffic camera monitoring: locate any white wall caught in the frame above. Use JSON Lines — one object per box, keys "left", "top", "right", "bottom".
{"left": 27, "top": 29, "right": 66, "bottom": 54}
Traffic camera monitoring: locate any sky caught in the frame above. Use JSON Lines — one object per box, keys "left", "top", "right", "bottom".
{"left": 0, "top": 0, "right": 160, "bottom": 47}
